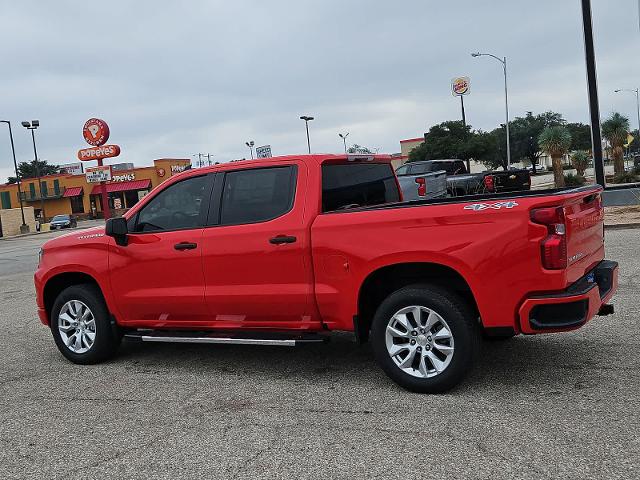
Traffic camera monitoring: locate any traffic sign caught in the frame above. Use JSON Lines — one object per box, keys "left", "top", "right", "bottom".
{"left": 83, "top": 118, "right": 110, "bottom": 146}
{"left": 256, "top": 145, "right": 272, "bottom": 158}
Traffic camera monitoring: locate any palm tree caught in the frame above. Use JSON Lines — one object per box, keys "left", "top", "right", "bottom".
{"left": 601, "top": 112, "right": 630, "bottom": 175}
{"left": 571, "top": 150, "right": 590, "bottom": 177}
{"left": 539, "top": 126, "right": 572, "bottom": 187}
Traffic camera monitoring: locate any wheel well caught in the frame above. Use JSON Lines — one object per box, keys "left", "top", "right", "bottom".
{"left": 43, "top": 272, "right": 101, "bottom": 319}
{"left": 356, "top": 263, "right": 479, "bottom": 342}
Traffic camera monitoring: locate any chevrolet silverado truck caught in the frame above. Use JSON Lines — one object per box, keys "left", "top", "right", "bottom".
{"left": 394, "top": 165, "right": 447, "bottom": 201}
{"left": 35, "top": 154, "right": 618, "bottom": 393}
{"left": 398, "top": 159, "right": 531, "bottom": 197}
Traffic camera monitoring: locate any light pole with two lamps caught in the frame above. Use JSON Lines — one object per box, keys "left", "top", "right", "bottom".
{"left": 245, "top": 141, "right": 255, "bottom": 159}
{"left": 1, "top": 120, "right": 29, "bottom": 233}
{"left": 21, "top": 120, "right": 46, "bottom": 221}
{"left": 338, "top": 132, "right": 349, "bottom": 153}
{"left": 471, "top": 52, "right": 511, "bottom": 168}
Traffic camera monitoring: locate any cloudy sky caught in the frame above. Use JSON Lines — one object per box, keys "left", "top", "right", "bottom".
{"left": 1, "top": 0, "right": 639, "bottom": 182}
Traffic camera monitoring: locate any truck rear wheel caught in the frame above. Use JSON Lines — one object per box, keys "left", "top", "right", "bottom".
{"left": 371, "top": 284, "right": 479, "bottom": 393}
{"left": 50, "top": 284, "right": 121, "bottom": 364}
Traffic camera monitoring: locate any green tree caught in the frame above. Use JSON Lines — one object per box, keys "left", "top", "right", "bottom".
{"left": 7, "top": 160, "right": 59, "bottom": 183}
{"left": 509, "top": 111, "right": 565, "bottom": 173}
{"left": 408, "top": 121, "right": 498, "bottom": 168}
{"left": 571, "top": 150, "right": 590, "bottom": 177}
{"left": 601, "top": 112, "right": 630, "bottom": 175}
{"left": 347, "top": 144, "right": 373, "bottom": 154}
{"left": 566, "top": 122, "right": 592, "bottom": 151}
{"left": 539, "top": 126, "right": 572, "bottom": 187}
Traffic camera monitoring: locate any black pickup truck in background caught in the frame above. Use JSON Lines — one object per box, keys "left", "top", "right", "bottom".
{"left": 397, "top": 159, "right": 531, "bottom": 197}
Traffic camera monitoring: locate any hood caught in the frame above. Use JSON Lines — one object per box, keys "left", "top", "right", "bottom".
{"left": 42, "top": 225, "right": 107, "bottom": 249}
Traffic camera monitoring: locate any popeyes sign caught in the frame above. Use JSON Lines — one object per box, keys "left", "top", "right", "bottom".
{"left": 451, "top": 76, "right": 471, "bottom": 96}
{"left": 77, "top": 118, "right": 121, "bottom": 162}
{"left": 78, "top": 118, "right": 120, "bottom": 220}
{"left": 78, "top": 144, "right": 121, "bottom": 161}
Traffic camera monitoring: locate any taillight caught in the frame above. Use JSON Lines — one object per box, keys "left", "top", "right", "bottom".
{"left": 484, "top": 175, "right": 495, "bottom": 191}
{"left": 531, "top": 206, "right": 567, "bottom": 269}
{"left": 415, "top": 177, "right": 426, "bottom": 196}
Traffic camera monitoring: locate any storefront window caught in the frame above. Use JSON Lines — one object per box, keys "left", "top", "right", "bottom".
{"left": 70, "top": 196, "right": 84, "bottom": 214}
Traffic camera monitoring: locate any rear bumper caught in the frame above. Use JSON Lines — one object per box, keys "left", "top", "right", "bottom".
{"left": 518, "top": 260, "right": 618, "bottom": 334}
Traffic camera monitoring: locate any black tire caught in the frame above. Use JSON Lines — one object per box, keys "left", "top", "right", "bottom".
{"left": 370, "top": 284, "right": 480, "bottom": 393}
{"left": 50, "top": 284, "right": 121, "bottom": 364}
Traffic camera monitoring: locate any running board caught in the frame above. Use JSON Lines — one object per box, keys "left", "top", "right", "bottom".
{"left": 124, "top": 330, "right": 328, "bottom": 347}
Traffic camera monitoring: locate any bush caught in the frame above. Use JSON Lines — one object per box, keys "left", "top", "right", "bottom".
{"left": 562, "top": 164, "right": 574, "bottom": 171}
{"left": 564, "top": 173, "right": 586, "bottom": 186}
{"left": 612, "top": 172, "right": 640, "bottom": 184}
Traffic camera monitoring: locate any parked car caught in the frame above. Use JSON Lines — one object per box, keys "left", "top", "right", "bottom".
{"left": 524, "top": 164, "right": 547, "bottom": 173}
{"left": 34, "top": 154, "right": 617, "bottom": 393}
{"left": 395, "top": 163, "right": 447, "bottom": 200}
{"left": 49, "top": 214, "right": 77, "bottom": 229}
{"left": 405, "top": 159, "right": 531, "bottom": 196}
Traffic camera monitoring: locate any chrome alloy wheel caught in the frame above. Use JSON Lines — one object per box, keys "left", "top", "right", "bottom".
{"left": 385, "top": 306, "right": 454, "bottom": 378}
{"left": 58, "top": 300, "right": 96, "bottom": 354}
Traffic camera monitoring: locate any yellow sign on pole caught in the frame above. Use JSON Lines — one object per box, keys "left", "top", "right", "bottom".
{"left": 624, "top": 134, "right": 634, "bottom": 147}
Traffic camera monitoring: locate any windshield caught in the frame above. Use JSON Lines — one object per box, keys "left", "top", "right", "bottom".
{"left": 52, "top": 215, "right": 69, "bottom": 221}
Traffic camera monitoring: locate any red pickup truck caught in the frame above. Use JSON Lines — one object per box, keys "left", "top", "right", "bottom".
{"left": 35, "top": 154, "right": 618, "bottom": 392}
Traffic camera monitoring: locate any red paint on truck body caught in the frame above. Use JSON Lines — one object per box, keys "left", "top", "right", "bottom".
{"left": 35, "top": 154, "right": 616, "bottom": 337}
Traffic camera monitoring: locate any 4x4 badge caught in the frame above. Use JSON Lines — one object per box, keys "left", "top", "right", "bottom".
{"left": 464, "top": 201, "right": 519, "bottom": 211}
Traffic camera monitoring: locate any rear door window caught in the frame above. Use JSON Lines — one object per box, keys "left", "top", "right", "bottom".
{"left": 220, "top": 166, "right": 297, "bottom": 225}
{"left": 322, "top": 163, "right": 400, "bottom": 212}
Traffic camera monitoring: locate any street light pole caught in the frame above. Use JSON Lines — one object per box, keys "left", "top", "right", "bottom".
{"left": 1, "top": 121, "right": 28, "bottom": 232}
{"left": 21, "top": 120, "right": 46, "bottom": 221}
{"left": 580, "top": 0, "right": 606, "bottom": 187}
{"left": 338, "top": 132, "right": 349, "bottom": 153}
{"left": 245, "top": 141, "right": 255, "bottom": 159}
{"left": 471, "top": 52, "right": 511, "bottom": 168}
{"left": 300, "top": 116, "right": 314, "bottom": 154}
{"left": 614, "top": 88, "right": 640, "bottom": 149}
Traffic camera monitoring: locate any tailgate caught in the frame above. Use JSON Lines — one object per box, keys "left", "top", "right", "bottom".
{"left": 563, "top": 190, "right": 605, "bottom": 282}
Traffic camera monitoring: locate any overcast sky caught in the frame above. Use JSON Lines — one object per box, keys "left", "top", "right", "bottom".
{"left": 1, "top": 0, "right": 639, "bottom": 182}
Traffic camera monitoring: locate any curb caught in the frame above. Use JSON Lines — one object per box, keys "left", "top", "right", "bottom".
{"left": 604, "top": 223, "right": 640, "bottom": 231}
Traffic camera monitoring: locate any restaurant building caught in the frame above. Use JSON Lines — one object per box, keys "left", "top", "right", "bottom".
{"left": 0, "top": 158, "right": 191, "bottom": 221}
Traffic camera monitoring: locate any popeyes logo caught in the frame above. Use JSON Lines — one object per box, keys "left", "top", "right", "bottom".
{"left": 83, "top": 118, "right": 110, "bottom": 146}
{"left": 78, "top": 144, "right": 121, "bottom": 161}
{"left": 171, "top": 164, "right": 188, "bottom": 174}
{"left": 451, "top": 76, "right": 470, "bottom": 96}
{"left": 112, "top": 173, "right": 136, "bottom": 182}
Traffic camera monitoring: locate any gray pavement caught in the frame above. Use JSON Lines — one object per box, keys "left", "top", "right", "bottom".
{"left": 0, "top": 230, "right": 638, "bottom": 479}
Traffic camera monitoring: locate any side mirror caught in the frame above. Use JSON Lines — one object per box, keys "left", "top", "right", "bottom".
{"left": 105, "top": 217, "right": 128, "bottom": 246}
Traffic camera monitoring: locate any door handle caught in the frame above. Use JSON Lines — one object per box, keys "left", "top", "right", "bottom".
{"left": 269, "top": 235, "right": 297, "bottom": 245}
{"left": 174, "top": 242, "right": 198, "bottom": 251}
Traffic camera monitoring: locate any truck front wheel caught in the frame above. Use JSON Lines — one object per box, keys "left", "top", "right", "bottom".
{"left": 50, "top": 284, "right": 121, "bottom": 364}
{"left": 371, "top": 284, "right": 479, "bottom": 393}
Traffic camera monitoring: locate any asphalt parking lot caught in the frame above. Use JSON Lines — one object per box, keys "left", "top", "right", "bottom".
{"left": 0, "top": 229, "right": 638, "bottom": 479}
